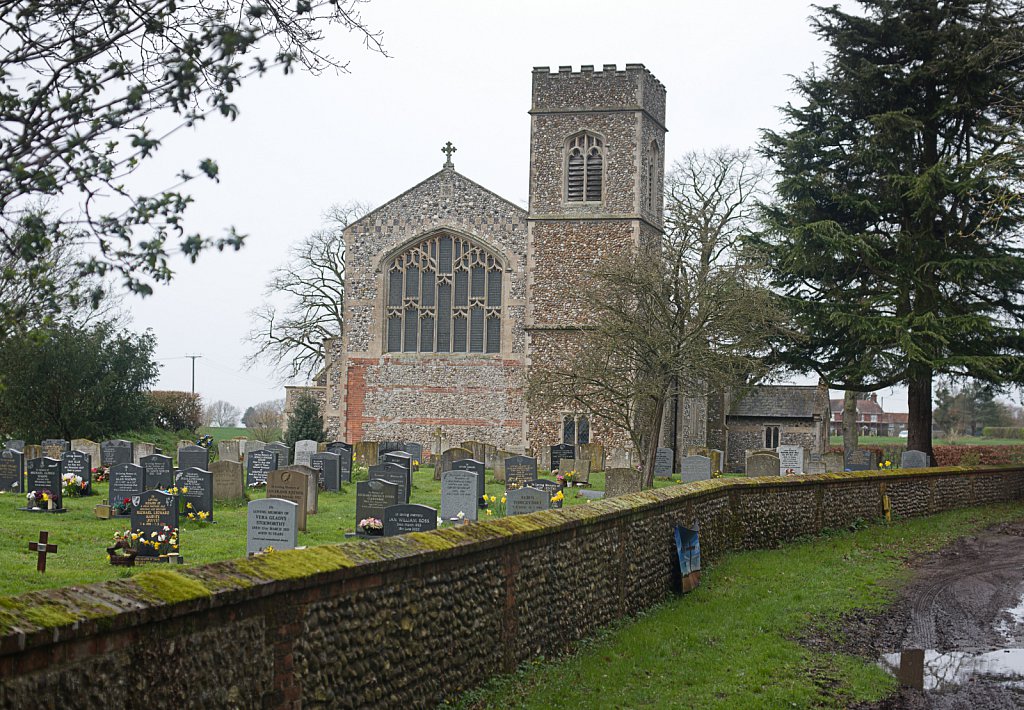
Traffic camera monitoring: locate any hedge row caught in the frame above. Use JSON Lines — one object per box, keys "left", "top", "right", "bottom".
{"left": 981, "top": 427, "right": 1024, "bottom": 439}
{"left": 826, "top": 444, "right": 1024, "bottom": 466}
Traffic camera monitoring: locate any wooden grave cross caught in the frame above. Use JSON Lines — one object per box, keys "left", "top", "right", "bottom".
{"left": 29, "top": 531, "right": 57, "bottom": 573}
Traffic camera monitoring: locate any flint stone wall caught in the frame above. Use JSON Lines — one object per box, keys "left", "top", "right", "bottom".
{"left": 2, "top": 465, "right": 1023, "bottom": 709}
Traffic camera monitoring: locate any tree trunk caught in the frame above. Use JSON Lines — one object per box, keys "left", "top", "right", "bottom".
{"left": 643, "top": 395, "right": 668, "bottom": 489}
{"left": 842, "top": 390, "right": 858, "bottom": 460}
{"left": 907, "top": 369, "right": 934, "bottom": 461}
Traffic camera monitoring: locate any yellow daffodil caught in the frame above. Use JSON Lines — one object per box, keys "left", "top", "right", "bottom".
{"left": 489, "top": 495, "right": 496, "bottom": 503}
{"left": 198, "top": 511, "right": 208, "bottom": 520}
{"left": 186, "top": 502, "right": 193, "bottom": 509}
{"left": 485, "top": 509, "right": 493, "bottom": 516}
{"left": 500, "top": 497, "right": 506, "bottom": 504}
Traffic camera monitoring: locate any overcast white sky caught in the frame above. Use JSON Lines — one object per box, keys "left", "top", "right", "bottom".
{"left": 124, "top": 0, "right": 912, "bottom": 414}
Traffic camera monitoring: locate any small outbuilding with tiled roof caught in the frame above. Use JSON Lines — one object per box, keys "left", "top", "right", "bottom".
{"left": 724, "top": 381, "right": 831, "bottom": 471}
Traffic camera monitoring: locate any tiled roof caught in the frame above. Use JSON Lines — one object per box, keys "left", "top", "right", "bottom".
{"left": 730, "top": 385, "right": 828, "bottom": 419}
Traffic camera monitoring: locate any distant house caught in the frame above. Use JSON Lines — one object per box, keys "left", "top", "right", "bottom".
{"left": 724, "top": 382, "right": 831, "bottom": 471}
{"left": 829, "top": 393, "right": 907, "bottom": 436}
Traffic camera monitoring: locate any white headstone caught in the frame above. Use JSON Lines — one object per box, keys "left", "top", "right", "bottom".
{"left": 247, "top": 498, "right": 298, "bottom": 555}
{"left": 777, "top": 445, "right": 804, "bottom": 475}
{"left": 294, "top": 440, "right": 318, "bottom": 468}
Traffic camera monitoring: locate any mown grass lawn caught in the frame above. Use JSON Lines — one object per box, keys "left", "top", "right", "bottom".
{"left": 829, "top": 434, "right": 1024, "bottom": 446}
{"left": 449, "top": 502, "right": 1024, "bottom": 710}
{"left": 0, "top": 467, "right": 677, "bottom": 596}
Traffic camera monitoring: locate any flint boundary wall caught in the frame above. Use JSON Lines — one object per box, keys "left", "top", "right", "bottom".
{"left": 2, "top": 465, "right": 1024, "bottom": 708}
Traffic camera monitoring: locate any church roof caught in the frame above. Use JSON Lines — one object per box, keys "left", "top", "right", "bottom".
{"left": 730, "top": 384, "right": 829, "bottom": 419}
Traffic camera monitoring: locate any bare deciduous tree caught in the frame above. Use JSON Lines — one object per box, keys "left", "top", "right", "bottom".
{"left": 246, "top": 398, "right": 285, "bottom": 442}
{"left": 528, "top": 149, "right": 790, "bottom": 486}
{"left": 245, "top": 201, "right": 372, "bottom": 382}
{"left": 203, "top": 400, "right": 242, "bottom": 427}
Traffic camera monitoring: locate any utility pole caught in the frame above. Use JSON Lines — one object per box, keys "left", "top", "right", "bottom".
{"left": 186, "top": 354, "right": 202, "bottom": 394}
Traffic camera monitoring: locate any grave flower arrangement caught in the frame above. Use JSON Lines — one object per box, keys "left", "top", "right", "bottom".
{"left": 112, "top": 497, "right": 132, "bottom": 516}
{"left": 62, "top": 472, "right": 88, "bottom": 497}
{"left": 108, "top": 529, "right": 140, "bottom": 565}
{"left": 25, "top": 489, "right": 52, "bottom": 509}
{"left": 140, "top": 525, "right": 179, "bottom": 555}
{"left": 878, "top": 460, "right": 893, "bottom": 471}
{"left": 195, "top": 434, "right": 214, "bottom": 449}
{"left": 248, "top": 480, "right": 266, "bottom": 490}
{"left": 91, "top": 466, "right": 109, "bottom": 483}
{"left": 184, "top": 502, "right": 210, "bottom": 525}
{"left": 358, "top": 517, "right": 383, "bottom": 535}
{"left": 555, "top": 469, "right": 575, "bottom": 487}
{"left": 550, "top": 490, "right": 565, "bottom": 506}
{"left": 166, "top": 485, "right": 190, "bottom": 514}
{"left": 482, "top": 494, "right": 505, "bottom": 517}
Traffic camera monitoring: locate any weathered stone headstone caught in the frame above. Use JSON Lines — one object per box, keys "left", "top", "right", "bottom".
{"left": 460, "top": 440, "right": 488, "bottom": 464}
{"left": 506, "top": 486, "right": 549, "bottom": 516}
{"left": 777, "top": 445, "right": 805, "bottom": 475}
{"left": 654, "top": 447, "right": 674, "bottom": 478}
{"left": 564, "top": 458, "right": 591, "bottom": 484}
{"left": 101, "top": 439, "right": 133, "bottom": 467}
{"left": 246, "top": 449, "right": 278, "bottom": 488}
{"left": 71, "top": 439, "right": 101, "bottom": 472}
{"left": 294, "top": 440, "right": 318, "bottom": 468}
{"left": 210, "top": 460, "right": 244, "bottom": 499}
{"left": 140, "top": 454, "right": 174, "bottom": 491}
{"left": 279, "top": 464, "right": 319, "bottom": 514}
{"left": 40, "top": 439, "right": 69, "bottom": 460}
{"left": 451, "top": 458, "right": 485, "bottom": 503}
{"left": 901, "top": 450, "right": 929, "bottom": 469}
{"left": 746, "top": 453, "right": 781, "bottom": 477}
{"left": 491, "top": 449, "right": 514, "bottom": 482}
{"left": 266, "top": 469, "right": 310, "bottom": 531}
{"left": 177, "top": 444, "right": 210, "bottom": 471}
{"left": 22, "top": 444, "right": 41, "bottom": 462}
{"left": 528, "top": 479, "right": 562, "bottom": 508}
{"left": 61, "top": 450, "right": 92, "bottom": 495}
{"left": 550, "top": 443, "right": 575, "bottom": 472}
{"left": 311, "top": 452, "right": 342, "bottom": 491}
{"left": 805, "top": 460, "right": 827, "bottom": 474}
{"left": 680, "top": 455, "right": 712, "bottom": 483}
{"left": 218, "top": 439, "right": 241, "bottom": 463}
{"left": 441, "top": 469, "right": 479, "bottom": 521}
{"left": 130, "top": 490, "right": 178, "bottom": 557}
{"left": 0, "top": 449, "right": 23, "bottom": 492}
{"left": 354, "top": 441, "right": 379, "bottom": 466}
{"left": 247, "top": 498, "right": 298, "bottom": 555}
{"left": 242, "top": 439, "right": 266, "bottom": 456}
{"left": 5, "top": 440, "right": 24, "bottom": 453}
{"left": 265, "top": 442, "right": 291, "bottom": 467}
{"left": 504, "top": 455, "right": 537, "bottom": 489}
{"left": 383, "top": 504, "right": 437, "bottom": 536}
{"left": 132, "top": 442, "right": 156, "bottom": 466}
{"left": 355, "top": 479, "right": 400, "bottom": 525}
{"left": 606, "top": 447, "right": 632, "bottom": 469}
{"left": 605, "top": 468, "right": 644, "bottom": 497}
{"left": 176, "top": 467, "right": 214, "bottom": 522}
{"left": 369, "top": 462, "right": 411, "bottom": 504}
{"left": 578, "top": 442, "right": 605, "bottom": 472}
{"left": 437, "top": 446, "right": 472, "bottom": 481}
{"left": 845, "top": 448, "right": 876, "bottom": 471}
{"left": 710, "top": 449, "right": 725, "bottom": 474}
{"left": 823, "top": 452, "right": 845, "bottom": 473}
{"left": 109, "top": 463, "right": 144, "bottom": 508}
{"left": 25, "top": 458, "right": 63, "bottom": 510}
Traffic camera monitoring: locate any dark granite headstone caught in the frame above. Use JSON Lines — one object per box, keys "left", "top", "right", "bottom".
{"left": 26, "top": 457, "right": 63, "bottom": 510}
{"left": 311, "top": 452, "right": 342, "bottom": 491}
{"left": 0, "top": 449, "right": 23, "bottom": 492}
{"left": 504, "top": 455, "right": 538, "bottom": 489}
{"left": 109, "top": 463, "right": 144, "bottom": 508}
{"left": 654, "top": 447, "right": 674, "bottom": 478}
{"left": 527, "top": 479, "right": 561, "bottom": 508}
{"left": 355, "top": 479, "right": 400, "bottom": 524}
{"left": 550, "top": 443, "right": 575, "bottom": 472}
{"left": 440, "top": 469, "right": 479, "bottom": 521}
{"left": 175, "top": 467, "right": 214, "bottom": 522}
{"left": 177, "top": 444, "right": 210, "bottom": 471}
{"left": 61, "top": 450, "right": 92, "bottom": 495}
{"left": 451, "top": 458, "right": 485, "bottom": 502}
{"left": 901, "top": 450, "right": 929, "bottom": 469}
{"left": 382, "top": 451, "right": 413, "bottom": 481}
{"left": 130, "top": 490, "right": 179, "bottom": 557}
{"left": 325, "top": 441, "right": 354, "bottom": 482}
{"left": 246, "top": 450, "right": 278, "bottom": 488}
{"left": 506, "top": 486, "right": 549, "bottom": 516}
{"left": 369, "top": 462, "right": 411, "bottom": 504}
{"left": 140, "top": 454, "right": 174, "bottom": 490}
{"left": 101, "top": 439, "right": 133, "bottom": 467}
{"left": 383, "top": 504, "right": 437, "bottom": 536}
{"left": 265, "top": 442, "right": 290, "bottom": 467}
{"left": 845, "top": 448, "right": 875, "bottom": 471}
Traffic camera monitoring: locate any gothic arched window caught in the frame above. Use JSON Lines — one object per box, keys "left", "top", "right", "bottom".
{"left": 562, "top": 414, "right": 590, "bottom": 445}
{"left": 385, "top": 233, "right": 503, "bottom": 354}
{"left": 566, "top": 132, "right": 603, "bottom": 203}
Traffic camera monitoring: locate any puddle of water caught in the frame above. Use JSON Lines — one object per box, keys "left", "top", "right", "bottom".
{"left": 997, "top": 593, "right": 1024, "bottom": 641}
{"left": 881, "top": 649, "right": 1024, "bottom": 691}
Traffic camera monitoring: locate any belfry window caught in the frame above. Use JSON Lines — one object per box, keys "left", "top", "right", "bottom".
{"left": 566, "top": 132, "right": 603, "bottom": 202}
{"left": 385, "top": 233, "right": 503, "bottom": 354}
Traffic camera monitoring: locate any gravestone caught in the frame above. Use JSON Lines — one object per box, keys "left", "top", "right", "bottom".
{"left": 845, "top": 448, "right": 876, "bottom": 471}
{"left": 109, "top": 463, "right": 144, "bottom": 508}
{"left": 369, "top": 462, "right": 411, "bottom": 504}
{"left": 22, "top": 444, "right": 41, "bottom": 462}
{"left": 805, "top": 460, "right": 827, "bottom": 474}
{"left": 311, "top": 452, "right": 341, "bottom": 491}
{"left": 246, "top": 450, "right": 278, "bottom": 488}
{"left": 265, "top": 442, "right": 291, "bottom": 467}
{"left": 383, "top": 504, "right": 438, "bottom": 536}
{"left": 709, "top": 449, "right": 725, "bottom": 474}
{"left": 550, "top": 443, "right": 575, "bottom": 472}
{"left": 654, "top": 447, "right": 674, "bottom": 478}
{"left": 25, "top": 458, "right": 63, "bottom": 510}
{"left": 248, "top": 498, "right": 298, "bottom": 555}
{"left": 565, "top": 458, "right": 591, "bottom": 484}
{"left": 606, "top": 447, "right": 632, "bottom": 469}
{"left": 528, "top": 479, "right": 562, "bottom": 508}
{"left": 266, "top": 469, "right": 310, "bottom": 531}
{"left": 177, "top": 444, "right": 210, "bottom": 471}
{"left": 218, "top": 440, "right": 241, "bottom": 463}
{"left": 40, "top": 439, "right": 69, "bottom": 460}
{"left": 461, "top": 440, "right": 488, "bottom": 464}
{"left": 325, "top": 441, "right": 354, "bottom": 482}
{"left": 579, "top": 442, "right": 605, "bottom": 472}
{"left": 777, "top": 445, "right": 805, "bottom": 475}
{"left": 61, "top": 450, "right": 92, "bottom": 495}
{"left": 355, "top": 479, "right": 400, "bottom": 525}
{"left": 440, "top": 469, "right": 479, "bottom": 521}
{"left": 506, "top": 486, "right": 549, "bottom": 516}
{"left": 354, "top": 441, "right": 379, "bottom": 466}
{"left": 451, "top": 458, "right": 485, "bottom": 503}
{"left": 0, "top": 449, "right": 23, "bottom": 492}
{"left": 130, "top": 490, "right": 179, "bottom": 557}
{"left": 823, "top": 452, "right": 845, "bottom": 473}
{"left": 242, "top": 439, "right": 266, "bottom": 456}
{"left": 437, "top": 447, "right": 472, "bottom": 481}
{"left": 5, "top": 440, "right": 24, "bottom": 453}
{"left": 504, "top": 455, "right": 538, "bottom": 489}
{"left": 491, "top": 449, "right": 514, "bottom": 483}
{"left": 746, "top": 453, "right": 780, "bottom": 477}
{"left": 175, "top": 467, "right": 214, "bottom": 522}
{"left": 210, "top": 460, "right": 245, "bottom": 499}
{"left": 101, "top": 439, "right": 133, "bottom": 467}
{"left": 140, "top": 454, "right": 174, "bottom": 491}
{"left": 605, "top": 468, "right": 644, "bottom": 497}
{"left": 680, "top": 455, "right": 712, "bottom": 484}
{"left": 383, "top": 451, "right": 413, "bottom": 481}
{"left": 901, "top": 450, "right": 929, "bottom": 469}
{"left": 294, "top": 440, "right": 318, "bottom": 468}
{"left": 71, "top": 439, "right": 101, "bottom": 473}
{"left": 280, "top": 464, "right": 319, "bottom": 514}
{"left": 133, "top": 442, "right": 156, "bottom": 466}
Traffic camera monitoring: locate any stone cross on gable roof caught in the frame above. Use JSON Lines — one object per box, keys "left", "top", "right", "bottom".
{"left": 441, "top": 141, "right": 456, "bottom": 168}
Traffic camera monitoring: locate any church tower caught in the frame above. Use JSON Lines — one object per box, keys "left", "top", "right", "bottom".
{"left": 525, "top": 64, "right": 667, "bottom": 453}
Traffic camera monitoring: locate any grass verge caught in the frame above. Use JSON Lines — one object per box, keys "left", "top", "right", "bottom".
{"left": 449, "top": 502, "right": 1024, "bottom": 710}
